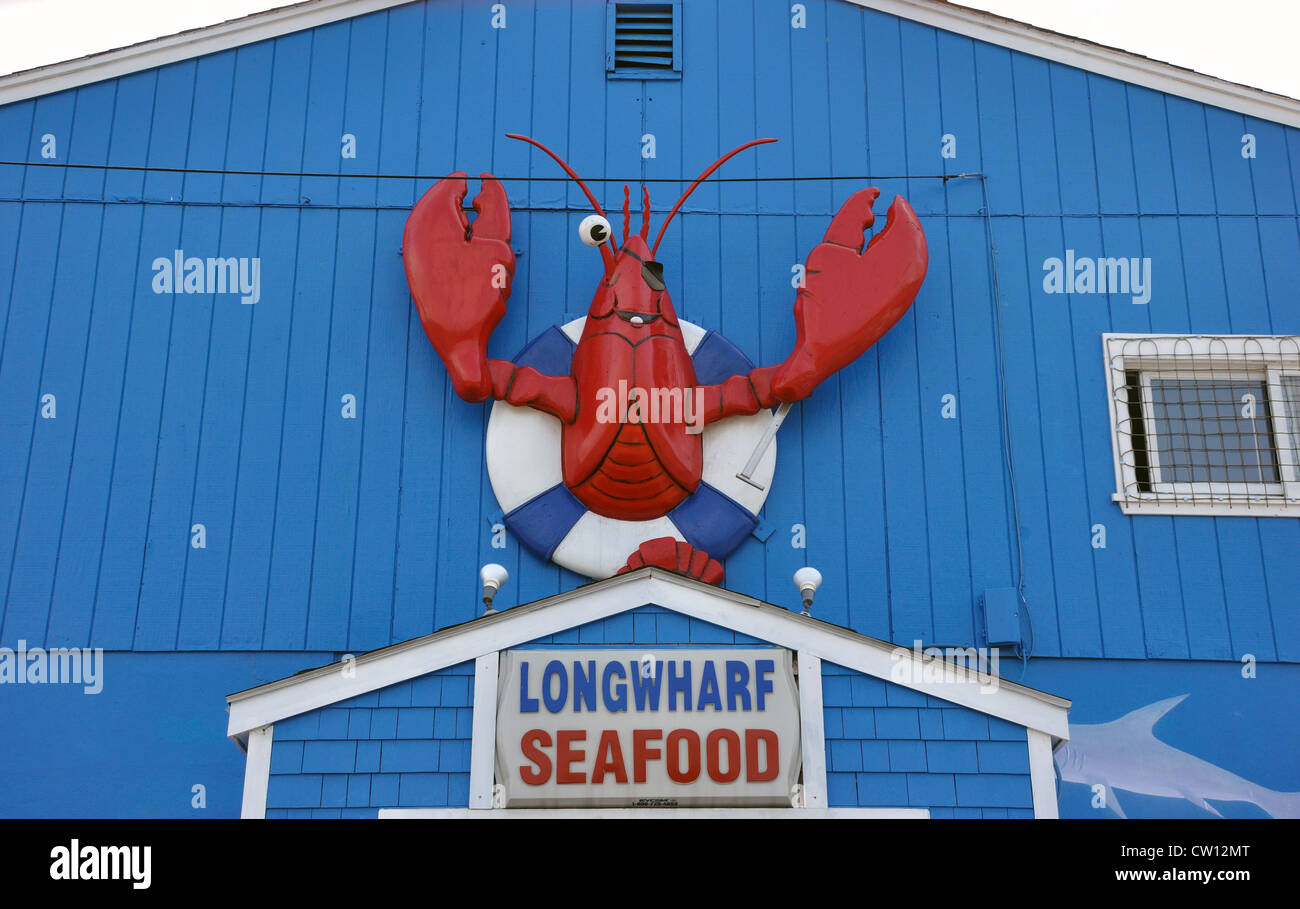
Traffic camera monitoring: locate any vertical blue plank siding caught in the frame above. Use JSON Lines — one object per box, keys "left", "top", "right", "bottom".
{"left": 222, "top": 208, "right": 297, "bottom": 649}
{"left": 1, "top": 202, "right": 71, "bottom": 644}
{"left": 44, "top": 205, "right": 142, "bottom": 646}
{"left": 0, "top": 0, "right": 1296, "bottom": 672}
{"left": 0, "top": 651, "right": 337, "bottom": 817}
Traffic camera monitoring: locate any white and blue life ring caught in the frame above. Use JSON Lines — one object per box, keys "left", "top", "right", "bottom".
{"left": 485, "top": 318, "right": 777, "bottom": 579}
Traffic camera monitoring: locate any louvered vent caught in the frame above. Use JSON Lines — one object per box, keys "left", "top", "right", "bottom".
{"left": 609, "top": 3, "right": 678, "bottom": 76}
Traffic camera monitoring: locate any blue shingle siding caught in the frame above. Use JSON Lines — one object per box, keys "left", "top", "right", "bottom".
{"left": 347, "top": 710, "right": 372, "bottom": 739}
{"left": 380, "top": 740, "right": 440, "bottom": 773}
{"left": 887, "top": 741, "right": 927, "bottom": 773}
{"left": 395, "top": 708, "right": 435, "bottom": 739}
{"left": 926, "top": 741, "right": 978, "bottom": 774}
{"left": 368, "top": 709, "right": 399, "bottom": 739}
{"left": 355, "top": 741, "right": 381, "bottom": 773}
{"left": 301, "top": 740, "right": 357, "bottom": 773}
{"left": 822, "top": 663, "right": 1034, "bottom": 814}
{"left": 520, "top": 604, "right": 759, "bottom": 647}
{"left": 265, "top": 661, "right": 473, "bottom": 816}
{"left": 929, "top": 807, "right": 1034, "bottom": 819}
{"left": 269, "top": 740, "right": 303, "bottom": 774}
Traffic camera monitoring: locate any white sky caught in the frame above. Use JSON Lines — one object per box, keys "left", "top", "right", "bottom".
{"left": 0, "top": 0, "right": 1297, "bottom": 101}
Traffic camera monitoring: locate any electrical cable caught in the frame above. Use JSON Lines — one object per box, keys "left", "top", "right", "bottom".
{"left": 0, "top": 159, "right": 961, "bottom": 183}
{"left": 974, "top": 173, "right": 1035, "bottom": 677}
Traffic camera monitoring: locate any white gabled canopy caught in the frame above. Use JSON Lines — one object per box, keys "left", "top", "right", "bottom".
{"left": 2, "top": 0, "right": 1298, "bottom": 126}
{"left": 226, "top": 565, "right": 1071, "bottom": 745}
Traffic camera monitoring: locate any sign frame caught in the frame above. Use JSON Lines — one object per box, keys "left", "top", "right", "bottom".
{"left": 492, "top": 647, "right": 802, "bottom": 808}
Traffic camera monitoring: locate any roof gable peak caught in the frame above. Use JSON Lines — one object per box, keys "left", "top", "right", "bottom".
{"left": 225, "top": 566, "right": 1070, "bottom": 744}
{"left": 0, "top": 0, "right": 1297, "bottom": 125}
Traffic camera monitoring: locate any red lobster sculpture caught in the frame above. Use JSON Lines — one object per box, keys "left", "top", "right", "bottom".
{"left": 404, "top": 134, "right": 927, "bottom": 584}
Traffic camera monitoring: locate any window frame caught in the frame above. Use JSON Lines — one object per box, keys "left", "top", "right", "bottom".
{"left": 1103, "top": 334, "right": 1300, "bottom": 516}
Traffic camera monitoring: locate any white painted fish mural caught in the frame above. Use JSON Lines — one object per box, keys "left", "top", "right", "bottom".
{"left": 1054, "top": 694, "right": 1300, "bottom": 818}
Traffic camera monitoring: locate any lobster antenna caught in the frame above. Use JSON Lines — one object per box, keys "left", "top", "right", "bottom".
{"left": 622, "top": 185, "right": 631, "bottom": 245}
{"left": 640, "top": 185, "right": 651, "bottom": 239}
{"left": 651, "top": 137, "right": 777, "bottom": 255}
{"left": 505, "top": 133, "right": 607, "bottom": 217}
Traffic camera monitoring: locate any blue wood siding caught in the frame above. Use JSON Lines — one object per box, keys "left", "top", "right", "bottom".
{"left": 1, "top": 0, "right": 1297, "bottom": 661}
{"left": 822, "top": 662, "right": 1034, "bottom": 815}
{"left": 265, "top": 660, "right": 475, "bottom": 816}
{"left": 519, "top": 603, "right": 769, "bottom": 647}
{"left": 0, "top": 650, "right": 332, "bottom": 817}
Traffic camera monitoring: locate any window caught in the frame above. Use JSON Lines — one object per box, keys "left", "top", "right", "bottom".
{"left": 1104, "top": 334, "right": 1300, "bottom": 515}
{"left": 607, "top": 2, "right": 680, "bottom": 79}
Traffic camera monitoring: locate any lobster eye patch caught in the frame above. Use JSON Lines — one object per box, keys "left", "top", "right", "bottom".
{"left": 641, "top": 260, "right": 665, "bottom": 291}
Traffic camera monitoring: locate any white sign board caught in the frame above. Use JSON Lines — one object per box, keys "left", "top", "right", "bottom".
{"left": 496, "top": 648, "right": 802, "bottom": 807}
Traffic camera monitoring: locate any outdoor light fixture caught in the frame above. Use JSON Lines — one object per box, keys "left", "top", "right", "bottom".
{"left": 793, "top": 567, "right": 822, "bottom": 616}
{"left": 480, "top": 563, "right": 509, "bottom": 614}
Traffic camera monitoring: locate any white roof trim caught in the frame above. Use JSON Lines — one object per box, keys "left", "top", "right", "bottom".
{"left": 0, "top": 0, "right": 408, "bottom": 107}
{"left": 1, "top": 0, "right": 1297, "bottom": 126}
{"left": 225, "top": 566, "right": 1070, "bottom": 740}
{"left": 855, "top": 0, "right": 1300, "bottom": 128}
{"left": 1026, "top": 729, "right": 1059, "bottom": 819}
{"left": 239, "top": 725, "right": 274, "bottom": 819}
{"left": 377, "top": 807, "right": 930, "bottom": 819}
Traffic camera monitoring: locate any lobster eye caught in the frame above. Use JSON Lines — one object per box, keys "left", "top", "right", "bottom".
{"left": 641, "top": 260, "right": 665, "bottom": 291}
{"left": 579, "top": 214, "right": 612, "bottom": 247}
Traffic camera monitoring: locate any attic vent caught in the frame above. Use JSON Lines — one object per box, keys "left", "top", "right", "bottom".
{"left": 608, "top": 2, "right": 680, "bottom": 79}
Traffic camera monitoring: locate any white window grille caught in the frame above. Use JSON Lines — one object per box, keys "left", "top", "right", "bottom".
{"left": 1103, "top": 334, "right": 1300, "bottom": 516}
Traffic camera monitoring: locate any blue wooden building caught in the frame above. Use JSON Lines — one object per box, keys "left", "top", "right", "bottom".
{"left": 0, "top": 0, "right": 1297, "bottom": 818}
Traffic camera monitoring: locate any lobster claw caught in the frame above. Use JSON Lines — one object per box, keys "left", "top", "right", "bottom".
{"left": 404, "top": 172, "right": 515, "bottom": 402}
{"left": 769, "top": 189, "right": 928, "bottom": 402}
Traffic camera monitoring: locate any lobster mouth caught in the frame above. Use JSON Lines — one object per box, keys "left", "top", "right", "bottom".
{"left": 610, "top": 286, "right": 675, "bottom": 325}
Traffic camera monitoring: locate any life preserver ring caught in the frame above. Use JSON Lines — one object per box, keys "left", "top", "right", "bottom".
{"left": 486, "top": 317, "right": 778, "bottom": 579}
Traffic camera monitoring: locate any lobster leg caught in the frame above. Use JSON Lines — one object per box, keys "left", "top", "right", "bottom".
{"left": 486, "top": 360, "right": 578, "bottom": 423}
